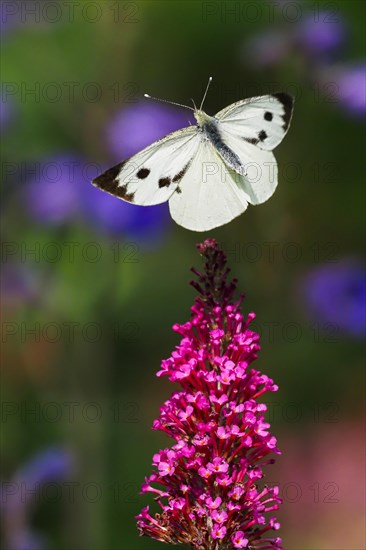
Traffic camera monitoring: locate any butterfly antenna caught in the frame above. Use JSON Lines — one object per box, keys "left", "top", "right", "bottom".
{"left": 144, "top": 93, "right": 194, "bottom": 111}
{"left": 200, "top": 76, "right": 213, "bottom": 110}
{"left": 190, "top": 98, "right": 197, "bottom": 110}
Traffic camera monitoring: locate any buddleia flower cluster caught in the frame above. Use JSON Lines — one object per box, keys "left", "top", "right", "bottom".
{"left": 136, "top": 239, "right": 282, "bottom": 549}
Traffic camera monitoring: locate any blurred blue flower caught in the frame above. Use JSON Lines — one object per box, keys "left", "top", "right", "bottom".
{"left": 106, "top": 100, "right": 194, "bottom": 160}
{"left": 23, "top": 152, "right": 171, "bottom": 243}
{"left": 244, "top": 9, "right": 348, "bottom": 71}
{"left": 296, "top": 12, "right": 346, "bottom": 55}
{"left": 2, "top": 447, "right": 73, "bottom": 550}
{"left": 81, "top": 181, "right": 170, "bottom": 243}
{"left": 302, "top": 261, "right": 366, "bottom": 338}
{"left": 14, "top": 447, "right": 74, "bottom": 488}
{"left": 24, "top": 154, "right": 82, "bottom": 225}
{"left": 335, "top": 63, "right": 366, "bottom": 115}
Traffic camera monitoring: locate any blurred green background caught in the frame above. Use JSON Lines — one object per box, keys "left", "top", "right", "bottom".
{"left": 1, "top": 1, "right": 365, "bottom": 549}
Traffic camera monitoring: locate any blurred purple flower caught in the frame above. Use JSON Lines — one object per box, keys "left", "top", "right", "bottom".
{"left": 302, "top": 261, "right": 366, "bottom": 338}
{"left": 23, "top": 152, "right": 170, "bottom": 242}
{"left": 335, "top": 63, "right": 366, "bottom": 115}
{"left": 296, "top": 12, "right": 346, "bottom": 55}
{"left": 317, "top": 63, "right": 366, "bottom": 116}
{"left": 2, "top": 447, "right": 73, "bottom": 550}
{"left": 106, "top": 100, "right": 194, "bottom": 160}
{"left": 3, "top": 447, "right": 74, "bottom": 514}
{"left": 81, "top": 181, "right": 170, "bottom": 242}
{"left": 243, "top": 10, "right": 347, "bottom": 71}
{"left": 14, "top": 447, "right": 73, "bottom": 488}
{"left": 24, "top": 154, "right": 83, "bottom": 225}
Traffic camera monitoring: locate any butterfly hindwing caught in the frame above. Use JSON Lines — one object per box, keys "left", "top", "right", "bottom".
{"left": 217, "top": 127, "right": 278, "bottom": 205}
{"left": 169, "top": 139, "right": 249, "bottom": 231}
{"left": 92, "top": 126, "right": 199, "bottom": 206}
{"left": 215, "top": 93, "right": 294, "bottom": 152}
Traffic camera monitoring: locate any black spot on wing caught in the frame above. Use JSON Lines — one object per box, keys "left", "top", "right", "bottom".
{"left": 158, "top": 177, "right": 171, "bottom": 188}
{"left": 264, "top": 111, "right": 273, "bottom": 121}
{"left": 273, "top": 92, "right": 293, "bottom": 130}
{"left": 244, "top": 137, "right": 259, "bottom": 145}
{"left": 137, "top": 168, "right": 150, "bottom": 179}
{"left": 92, "top": 161, "right": 134, "bottom": 203}
{"left": 259, "top": 130, "right": 267, "bottom": 141}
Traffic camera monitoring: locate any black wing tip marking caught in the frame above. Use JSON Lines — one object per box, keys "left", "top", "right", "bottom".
{"left": 92, "top": 162, "right": 123, "bottom": 187}
{"left": 92, "top": 161, "right": 135, "bottom": 203}
{"left": 272, "top": 92, "right": 294, "bottom": 130}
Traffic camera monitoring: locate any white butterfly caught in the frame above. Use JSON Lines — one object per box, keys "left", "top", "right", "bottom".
{"left": 92, "top": 78, "right": 294, "bottom": 232}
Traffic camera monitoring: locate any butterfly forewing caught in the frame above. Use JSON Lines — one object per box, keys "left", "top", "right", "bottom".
{"left": 215, "top": 93, "right": 294, "bottom": 151}
{"left": 92, "top": 126, "right": 199, "bottom": 206}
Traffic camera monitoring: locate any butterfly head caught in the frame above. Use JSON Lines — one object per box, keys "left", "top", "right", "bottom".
{"left": 193, "top": 109, "right": 211, "bottom": 127}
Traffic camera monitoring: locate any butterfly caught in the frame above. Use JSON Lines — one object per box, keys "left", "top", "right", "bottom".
{"left": 92, "top": 78, "right": 294, "bottom": 231}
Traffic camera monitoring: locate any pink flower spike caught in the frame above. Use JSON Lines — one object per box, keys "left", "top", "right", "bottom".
{"left": 137, "top": 240, "right": 283, "bottom": 549}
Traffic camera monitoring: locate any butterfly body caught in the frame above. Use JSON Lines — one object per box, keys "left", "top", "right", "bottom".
{"left": 92, "top": 91, "right": 294, "bottom": 231}
{"left": 197, "top": 113, "right": 246, "bottom": 176}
